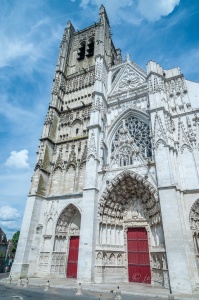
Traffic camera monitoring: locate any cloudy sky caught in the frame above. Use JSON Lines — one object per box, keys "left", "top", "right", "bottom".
{"left": 0, "top": 0, "right": 199, "bottom": 238}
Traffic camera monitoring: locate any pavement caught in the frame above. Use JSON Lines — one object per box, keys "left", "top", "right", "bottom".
{"left": 1, "top": 273, "right": 199, "bottom": 300}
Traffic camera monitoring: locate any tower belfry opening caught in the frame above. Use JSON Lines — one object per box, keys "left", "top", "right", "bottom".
{"left": 10, "top": 4, "right": 199, "bottom": 296}
{"left": 77, "top": 42, "right": 86, "bottom": 61}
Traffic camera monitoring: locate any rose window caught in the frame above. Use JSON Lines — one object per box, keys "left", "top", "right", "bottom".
{"left": 112, "top": 116, "right": 152, "bottom": 158}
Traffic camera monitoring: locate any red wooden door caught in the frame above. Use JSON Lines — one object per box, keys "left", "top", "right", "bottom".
{"left": 66, "top": 236, "right": 79, "bottom": 278}
{"left": 127, "top": 228, "right": 151, "bottom": 284}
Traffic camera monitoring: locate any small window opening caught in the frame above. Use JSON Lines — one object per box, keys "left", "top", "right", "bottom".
{"left": 76, "top": 128, "right": 79, "bottom": 135}
{"left": 86, "top": 39, "right": 94, "bottom": 57}
{"left": 61, "top": 106, "right": 63, "bottom": 111}
{"left": 77, "top": 43, "right": 86, "bottom": 60}
{"left": 111, "top": 54, "right": 115, "bottom": 66}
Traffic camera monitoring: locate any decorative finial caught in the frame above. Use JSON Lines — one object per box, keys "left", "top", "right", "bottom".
{"left": 126, "top": 53, "right": 130, "bottom": 62}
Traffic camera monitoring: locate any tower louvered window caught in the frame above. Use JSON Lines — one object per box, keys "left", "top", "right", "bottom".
{"left": 77, "top": 42, "right": 86, "bottom": 60}
{"left": 86, "top": 38, "right": 94, "bottom": 57}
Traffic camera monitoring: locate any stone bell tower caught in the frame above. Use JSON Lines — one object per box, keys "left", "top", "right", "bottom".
{"left": 11, "top": 5, "right": 122, "bottom": 281}
{"left": 30, "top": 5, "right": 121, "bottom": 198}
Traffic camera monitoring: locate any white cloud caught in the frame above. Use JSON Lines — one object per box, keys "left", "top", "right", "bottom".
{"left": 5, "top": 149, "right": 30, "bottom": 169}
{"left": 80, "top": 0, "right": 180, "bottom": 23}
{"left": 0, "top": 221, "right": 19, "bottom": 230}
{"left": 138, "top": 0, "right": 180, "bottom": 21}
{"left": 80, "top": 0, "right": 138, "bottom": 24}
{"left": 0, "top": 206, "right": 21, "bottom": 237}
{"left": 0, "top": 206, "right": 20, "bottom": 221}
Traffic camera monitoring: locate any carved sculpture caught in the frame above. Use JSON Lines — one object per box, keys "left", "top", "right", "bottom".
{"left": 98, "top": 170, "right": 160, "bottom": 225}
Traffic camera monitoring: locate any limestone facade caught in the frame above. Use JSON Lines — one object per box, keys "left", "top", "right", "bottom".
{"left": 11, "top": 5, "right": 199, "bottom": 295}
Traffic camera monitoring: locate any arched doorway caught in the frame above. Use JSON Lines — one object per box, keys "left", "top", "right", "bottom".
{"left": 96, "top": 170, "right": 168, "bottom": 287}
{"left": 51, "top": 204, "right": 81, "bottom": 278}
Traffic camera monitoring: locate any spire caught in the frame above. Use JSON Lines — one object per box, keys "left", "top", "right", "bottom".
{"left": 99, "top": 4, "right": 110, "bottom": 25}
{"left": 67, "top": 20, "right": 75, "bottom": 31}
{"left": 99, "top": 4, "right": 105, "bottom": 13}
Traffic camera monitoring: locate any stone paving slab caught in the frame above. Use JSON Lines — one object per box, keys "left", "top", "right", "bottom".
{"left": 1, "top": 276, "right": 199, "bottom": 300}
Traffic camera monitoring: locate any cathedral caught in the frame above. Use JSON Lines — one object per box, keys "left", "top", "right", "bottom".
{"left": 11, "top": 5, "right": 199, "bottom": 295}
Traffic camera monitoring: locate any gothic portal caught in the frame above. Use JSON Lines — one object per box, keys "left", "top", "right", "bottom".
{"left": 11, "top": 5, "right": 199, "bottom": 295}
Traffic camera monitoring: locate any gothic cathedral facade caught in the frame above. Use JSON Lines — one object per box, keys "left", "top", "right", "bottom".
{"left": 11, "top": 5, "right": 199, "bottom": 294}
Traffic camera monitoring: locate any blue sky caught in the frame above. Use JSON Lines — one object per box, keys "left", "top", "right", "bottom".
{"left": 0, "top": 0, "right": 199, "bottom": 238}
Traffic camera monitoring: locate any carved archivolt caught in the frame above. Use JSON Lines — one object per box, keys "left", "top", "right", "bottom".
{"left": 56, "top": 204, "right": 81, "bottom": 235}
{"left": 98, "top": 170, "right": 160, "bottom": 226}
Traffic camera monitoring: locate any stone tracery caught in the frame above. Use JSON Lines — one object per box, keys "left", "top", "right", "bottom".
{"left": 110, "top": 127, "right": 144, "bottom": 167}
{"left": 112, "top": 116, "right": 152, "bottom": 158}
{"left": 114, "top": 66, "right": 145, "bottom": 93}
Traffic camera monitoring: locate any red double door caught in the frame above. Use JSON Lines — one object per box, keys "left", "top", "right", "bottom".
{"left": 66, "top": 236, "right": 79, "bottom": 278}
{"left": 127, "top": 227, "right": 151, "bottom": 284}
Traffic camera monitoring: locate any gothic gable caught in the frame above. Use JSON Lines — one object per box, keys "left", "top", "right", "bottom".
{"left": 109, "top": 62, "right": 146, "bottom": 97}
{"left": 154, "top": 113, "right": 168, "bottom": 144}
{"left": 178, "top": 119, "right": 192, "bottom": 151}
